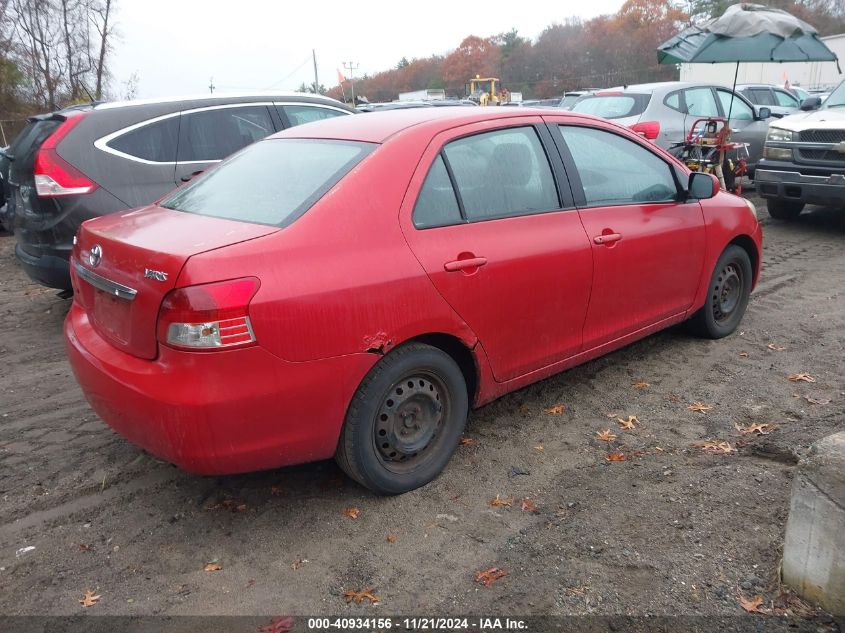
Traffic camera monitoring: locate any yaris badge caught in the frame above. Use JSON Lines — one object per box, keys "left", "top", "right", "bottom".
{"left": 88, "top": 244, "right": 102, "bottom": 268}
{"left": 144, "top": 269, "right": 168, "bottom": 282}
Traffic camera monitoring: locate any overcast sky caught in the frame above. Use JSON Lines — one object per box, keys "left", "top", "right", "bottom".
{"left": 109, "top": 0, "right": 627, "bottom": 99}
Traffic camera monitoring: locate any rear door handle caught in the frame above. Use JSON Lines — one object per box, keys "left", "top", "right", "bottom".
{"left": 444, "top": 257, "right": 487, "bottom": 272}
{"left": 593, "top": 233, "right": 622, "bottom": 245}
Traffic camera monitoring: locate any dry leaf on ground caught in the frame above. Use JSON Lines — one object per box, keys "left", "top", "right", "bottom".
{"left": 343, "top": 588, "right": 380, "bottom": 604}
{"left": 738, "top": 352, "right": 749, "bottom": 358}
{"left": 533, "top": 445, "right": 544, "bottom": 451}
{"left": 617, "top": 415, "right": 639, "bottom": 430}
{"left": 79, "top": 590, "right": 100, "bottom": 607}
{"left": 459, "top": 436, "right": 476, "bottom": 446}
{"left": 632, "top": 381, "right": 650, "bottom": 389}
{"left": 385, "top": 534, "right": 396, "bottom": 543}
{"left": 270, "top": 486, "right": 283, "bottom": 496}
{"left": 543, "top": 404, "right": 565, "bottom": 415}
{"left": 688, "top": 402, "right": 713, "bottom": 413}
{"left": 291, "top": 558, "right": 308, "bottom": 570}
{"left": 474, "top": 568, "right": 508, "bottom": 587}
{"left": 204, "top": 562, "right": 222, "bottom": 572}
{"left": 343, "top": 507, "right": 360, "bottom": 519}
{"left": 207, "top": 499, "right": 247, "bottom": 512}
{"left": 520, "top": 498, "right": 537, "bottom": 513}
{"left": 735, "top": 422, "right": 773, "bottom": 435}
{"left": 738, "top": 594, "right": 767, "bottom": 614}
{"left": 804, "top": 396, "right": 831, "bottom": 405}
{"left": 565, "top": 586, "right": 587, "bottom": 597}
{"left": 606, "top": 452, "right": 626, "bottom": 462}
{"left": 596, "top": 429, "right": 617, "bottom": 442}
{"left": 489, "top": 495, "right": 514, "bottom": 508}
{"left": 787, "top": 373, "right": 816, "bottom": 383}
{"left": 259, "top": 616, "right": 295, "bottom": 633}
{"left": 767, "top": 343, "right": 786, "bottom": 351}
{"left": 699, "top": 440, "right": 736, "bottom": 454}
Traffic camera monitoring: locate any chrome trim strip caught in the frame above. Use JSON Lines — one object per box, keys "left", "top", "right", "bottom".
{"left": 754, "top": 169, "right": 845, "bottom": 185}
{"left": 73, "top": 261, "right": 138, "bottom": 301}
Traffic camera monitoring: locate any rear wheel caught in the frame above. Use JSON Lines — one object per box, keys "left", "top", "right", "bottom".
{"left": 335, "top": 343, "right": 468, "bottom": 495}
{"left": 766, "top": 198, "right": 804, "bottom": 220}
{"left": 688, "top": 245, "right": 752, "bottom": 339}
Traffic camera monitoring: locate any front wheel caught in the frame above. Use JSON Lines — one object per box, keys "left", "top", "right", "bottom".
{"left": 335, "top": 343, "right": 469, "bottom": 495}
{"left": 688, "top": 245, "right": 753, "bottom": 339}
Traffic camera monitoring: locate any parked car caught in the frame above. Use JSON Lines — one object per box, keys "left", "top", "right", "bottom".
{"left": 571, "top": 82, "right": 773, "bottom": 174}
{"left": 736, "top": 83, "right": 801, "bottom": 117}
{"left": 755, "top": 78, "right": 845, "bottom": 219}
{"left": 559, "top": 90, "right": 598, "bottom": 110}
{"left": 65, "top": 107, "right": 761, "bottom": 494}
{"left": 0, "top": 145, "right": 9, "bottom": 232}
{"left": 9, "top": 92, "right": 353, "bottom": 290}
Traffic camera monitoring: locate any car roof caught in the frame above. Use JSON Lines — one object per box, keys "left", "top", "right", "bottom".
{"left": 94, "top": 91, "right": 348, "bottom": 111}
{"left": 271, "top": 107, "right": 583, "bottom": 144}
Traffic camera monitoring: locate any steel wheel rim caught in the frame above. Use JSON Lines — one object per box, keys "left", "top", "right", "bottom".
{"left": 712, "top": 262, "right": 742, "bottom": 323}
{"left": 373, "top": 371, "right": 449, "bottom": 474}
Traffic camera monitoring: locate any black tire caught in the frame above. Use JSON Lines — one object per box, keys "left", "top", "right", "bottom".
{"left": 688, "top": 245, "right": 753, "bottom": 339}
{"left": 766, "top": 198, "right": 804, "bottom": 220}
{"left": 335, "top": 343, "right": 469, "bottom": 495}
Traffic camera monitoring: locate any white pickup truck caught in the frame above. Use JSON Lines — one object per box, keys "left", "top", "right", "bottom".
{"left": 755, "top": 80, "right": 845, "bottom": 220}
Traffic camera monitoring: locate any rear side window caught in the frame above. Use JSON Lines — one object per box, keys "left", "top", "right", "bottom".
{"left": 413, "top": 155, "right": 461, "bottom": 228}
{"left": 442, "top": 127, "right": 558, "bottom": 221}
{"left": 683, "top": 88, "right": 719, "bottom": 117}
{"left": 161, "top": 139, "right": 375, "bottom": 227}
{"left": 571, "top": 94, "right": 651, "bottom": 119}
{"left": 178, "top": 106, "right": 274, "bottom": 162}
{"left": 281, "top": 105, "right": 347, "bottom": 127}
{"left": 106, "top": 116, "right": 179, "bottom": 162}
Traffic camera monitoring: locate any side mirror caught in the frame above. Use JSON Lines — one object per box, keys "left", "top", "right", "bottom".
{"left": 757, "top": 106, "right": 772, "bottom": 120}
{"left": 688, "top": 171, "right": 719, "bottom": 200}
{"left": 800, "top": 97, "right": 822, "bottom": 111}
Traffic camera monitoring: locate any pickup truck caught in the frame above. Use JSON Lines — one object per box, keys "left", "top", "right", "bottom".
{"left": 755, "top": 79, "right": 845, "bottom": 220}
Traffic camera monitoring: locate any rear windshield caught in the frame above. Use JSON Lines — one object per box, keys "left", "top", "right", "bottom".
{"left": 571, "top": 94, "right": 651, "bottom": 119}
{"left": 161, "top": 138, "right": 375, "bottom": 227}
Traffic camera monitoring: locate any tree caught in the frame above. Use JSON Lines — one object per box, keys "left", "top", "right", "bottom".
{"left": 441, "top": 35, "right": 500, "bottom": 94}
{"left": 396, "top": 56, "right": 409, "bottom": 69}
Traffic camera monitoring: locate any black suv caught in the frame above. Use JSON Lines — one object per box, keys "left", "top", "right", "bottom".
{"left": 7, "top": 92, "right": 353, "bottom": 289}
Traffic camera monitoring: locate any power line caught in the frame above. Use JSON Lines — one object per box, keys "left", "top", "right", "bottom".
{"left": 263, "top": 56, "right": 313, "bottom": 90}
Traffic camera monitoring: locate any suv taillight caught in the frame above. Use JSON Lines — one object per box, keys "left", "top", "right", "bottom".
{"left": 157, "top": 278, "right": 260, "bottom": 351}
{"left": 34, "top": 113, "right": 98, "bottom": 197}
{"left": 629, "top": 121, "right": 660, "bottom": 140}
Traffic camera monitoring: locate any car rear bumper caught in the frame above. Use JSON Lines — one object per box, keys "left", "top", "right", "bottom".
{"left": 15, "top": 242, "right": 72, "bottom": 289}
{"left": 64, "top": 302, "right": 376, "bottom": 475}
{"left": 755, "top": 168, "right": 845, "bottom": 207}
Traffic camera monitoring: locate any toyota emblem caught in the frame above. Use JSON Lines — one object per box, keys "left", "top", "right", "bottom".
{"left": 88, "top": 244, "right": 103, "bottom": 268}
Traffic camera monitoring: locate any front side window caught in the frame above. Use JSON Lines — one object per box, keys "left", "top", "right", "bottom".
{"left": 161, "top": 138, "right": 375, "bottom": 227}
{"left": 442, "top": 126, "right": 559, "bottom": 221}
{"left": 748, "top": 88, "right": 775, "bottom": 106}
{"left": 106, "top": 116, "right": 179, "bottom": 162}
{"left": 717, "top": 90, "right": 754, "bottom": 121}
{"left": 413, "top": 155, "right": 461, "bottom": 228}
{"left": 178, "top": 106, "right": 274, "bottom": 162}
{"left": 559, "top": 125, "right": 677, "bottom": 206}
{"left": 774, "top": 89, "right": 799, "bottom": 108}
{"left": 281, "top": 104, "right": 347, "bottom": 127}
{"left": 683, "top": 88, "right": 719, "bottom": 117}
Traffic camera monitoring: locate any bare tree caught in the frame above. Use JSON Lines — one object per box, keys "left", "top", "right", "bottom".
{"left": 88, "top": 0, "right": 112, "bottom": 100}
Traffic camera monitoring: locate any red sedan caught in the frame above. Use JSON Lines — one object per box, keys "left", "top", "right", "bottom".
{"left": 65, "top": 108, "right": 762, "bottom": 494}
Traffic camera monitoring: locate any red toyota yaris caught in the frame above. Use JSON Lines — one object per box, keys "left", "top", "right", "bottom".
{"left": 65, "top": 108, "right": 762, "bottom": 494}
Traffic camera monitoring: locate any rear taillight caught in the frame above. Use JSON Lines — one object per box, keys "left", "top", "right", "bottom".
{"left": 629, "top": 121, "right": 660, "bottom": 140}
{"left": 34, "top": 113, "right": 98, "bottom": 197}
{"left": 157, "top": 277, "right": 260, "bottom": 351}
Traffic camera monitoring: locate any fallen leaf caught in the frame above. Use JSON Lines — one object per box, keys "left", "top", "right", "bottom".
{"left": 653, "top": 446, "right": 665, "bottom": 452}
{"left": 385, "top": 534, "right": 396, "bottom": 543}
{"left": 632, "top": 381, "right": 650, "bottom": 389}
{"left": 606, "top": 452, "right": 626, "bottom": 462}
{"left": 738, "top": 594, "right": 766, "bottom": 614}
{"left": 79, "top": 590, "right": 101, "bottom": 607}
{"left": 78, "top": 543, "right": 93, "bottom": 551}
{"left": 544, "top": 404, "right": 565, "bottom": 415}
{"left": 259, "top": 616, "right": 295, "bottom": 633}
{"left": 291, "top": 558, "right": 308, "bottom": 570}
{"left": 699, "top": 440, "right": 736, "bottom": 454}
{"left": 459, "top": 436, "right": 476, "bottom": 446}
{"left": 208, "top": 498, "right": 247, "bottom": 513}
{"left": 617, "top": 415, "right": 639, "bottom": 430}
{"left": 804, "top": 396, "right": 831, "bottom": 405}
{"left": 735, "top": 422, "right": 773, "bottom": 435}
{"left": 520, "top": 498, "right": 537, "bottom": 513}
{"left": 596, "top": 429, "right": 617, "bottom": 442}
{"left": 565, "top": 586, "right": 587, "bottom": 597}
{"left": 270, "top": 486, "right": 283, "bottom": 496}
{"left": 787, "top": 373, "right": 816, "bottom": 383}
{"left": 688, "top": 402, "right": 712, "bottom": 413}
{"left": 343, "top": 507, "right": 360, "bottom": 519}
{"left": 204, "top": 562, "right": 222, "bottom": 572}
{"left": 474, "top": 568, "right": 509, "bottom": 587}
{"left": 533, "top": 445, "right": 544, "bottom": 451}
{"left": 343, "top": 588, "right": 380, "bottom": 604}
{"left": 489, "top": 495, "right": 514, "bottom": 508}
{"left": 767, "top": 343, "right": 786, "bottom": 351}
{"left": 738, "top": 352, "right": 749, "bottom": 358}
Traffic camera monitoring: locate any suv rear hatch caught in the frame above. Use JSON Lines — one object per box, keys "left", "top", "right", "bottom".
{"left": 72, "top": 206, "right": 278, "bottom": 359}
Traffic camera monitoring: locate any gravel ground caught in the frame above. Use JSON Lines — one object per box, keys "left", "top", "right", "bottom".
{"left": 0, "top": 196, "right": 843, "bottom": 630}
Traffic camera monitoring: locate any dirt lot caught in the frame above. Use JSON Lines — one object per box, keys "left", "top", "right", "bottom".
{"left": 0, "top": 196, "right": 843, "bottom": 628}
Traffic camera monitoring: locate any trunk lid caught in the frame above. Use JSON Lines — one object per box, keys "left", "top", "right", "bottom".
{"left": 72, "top": 205, "right": 278, "bottom": 359}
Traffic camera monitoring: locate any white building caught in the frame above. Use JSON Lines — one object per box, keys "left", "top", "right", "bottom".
{"left": 679, "top": 33, "right": 844, "bottom": 91}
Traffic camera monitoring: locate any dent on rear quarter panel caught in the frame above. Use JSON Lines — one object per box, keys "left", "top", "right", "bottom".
{"left": 176, "top": 137, "right": 479, "bottom": 364}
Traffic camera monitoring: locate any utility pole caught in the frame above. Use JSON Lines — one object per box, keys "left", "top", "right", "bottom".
{"left": 208, "top": 77, "right": 215, "bottom": 94}
{"left": 312, "top": 49, "right": 320, "bottom": 94}
{"left": 343, "top": 61, "right": 359, "bottom": 105}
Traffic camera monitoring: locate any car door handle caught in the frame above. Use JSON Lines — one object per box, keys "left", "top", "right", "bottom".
{"left": 593, "top": 233, "right": 622, "bottom": 245}
{"left": 444, "top": 257, "right": 487, "bottom": 272}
